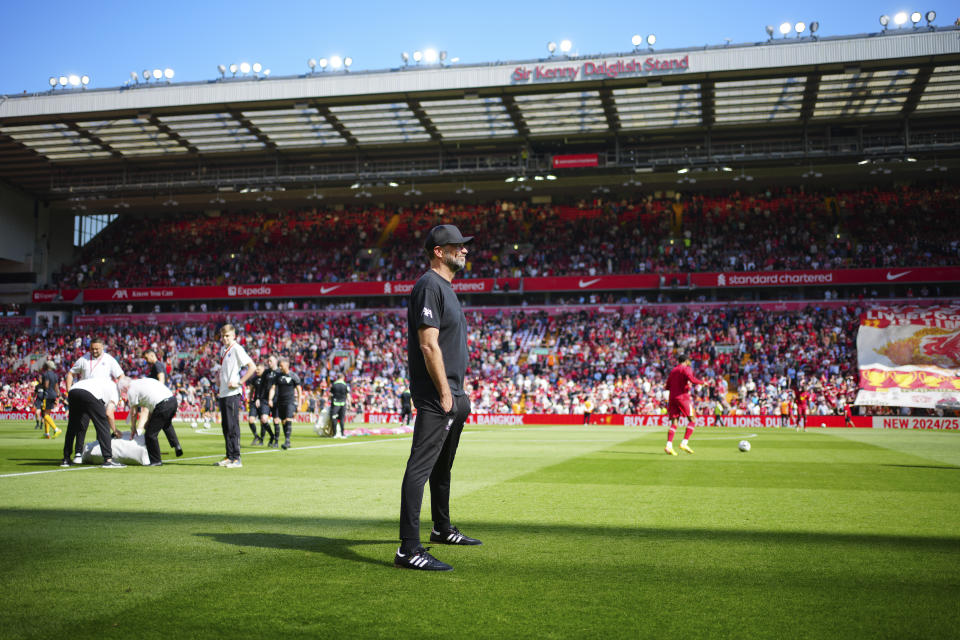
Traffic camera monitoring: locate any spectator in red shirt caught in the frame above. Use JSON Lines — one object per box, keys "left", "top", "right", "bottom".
{"left": 665, "top": 352, "right": 705, "bottom": 456}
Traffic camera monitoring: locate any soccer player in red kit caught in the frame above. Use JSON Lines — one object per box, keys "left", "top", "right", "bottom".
{"left": 665, "top": 352, "right": 705, "bottom": 455}
{"left": 795, "top": 385, "right": 810, "bottom": 432}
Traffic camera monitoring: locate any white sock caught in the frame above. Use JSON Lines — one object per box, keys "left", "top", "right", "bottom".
{"left": 681, "top": 439, "right": 688, "bottom": 447}
{"left": 665, "top": 441, "right": 674, "bottom": 449}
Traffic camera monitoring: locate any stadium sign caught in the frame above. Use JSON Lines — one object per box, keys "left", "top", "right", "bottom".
{"left": 511, "top": 55, "right": 690, "bottom": 83}
{"left": 32, "top": 266, "right": 960, "bottom": 304}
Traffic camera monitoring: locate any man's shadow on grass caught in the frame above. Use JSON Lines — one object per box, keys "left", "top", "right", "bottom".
{"left": 197, "top": 532, "right": 391, "bottom": 568}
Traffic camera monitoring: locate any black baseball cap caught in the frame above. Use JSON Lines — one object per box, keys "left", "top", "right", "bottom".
{"left": 424, "top": 224, "right": 474, "bottom": 250}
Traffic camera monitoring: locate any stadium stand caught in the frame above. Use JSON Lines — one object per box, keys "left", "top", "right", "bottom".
{"left": 52, "top": 185, "right": 959, "bottom": 289}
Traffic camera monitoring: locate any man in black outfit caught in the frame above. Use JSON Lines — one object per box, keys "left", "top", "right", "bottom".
{"left": 395, "top": 224, "right": 481, "bottom": 572}
{"left": 247, "top": 363, "right": 265, "bottom": 445}
{"left": 259, "top": 356, "right": 280, "bottom": 447}
{"left": 398, "top": 382, "right": 412, "bottom": 426}
{"left": 144, "top": 349, "right": 182, "bottom": 457}
{"left": 329, "top": 373, "right": 350, "bottom": 438}
{"left": 270, "top": 358, "right": 302, "bottom": 450}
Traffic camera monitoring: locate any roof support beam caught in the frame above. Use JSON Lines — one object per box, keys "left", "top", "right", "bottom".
{"left": 230, "top": 110, "right": 278, "bottom": 151}
{"left": 66, "top": 122, "right": 123, "bottom": 159}
{"left": 317, "top": 106, "right": 358, "bottom": 146}
{"left": 598, "top": 87, "right": 621, "bottom": 134}
{"left": 147, "top": 116, "right": 198, "bottom": 154}
{"left": 407, "top": 99, "right": 442, "bottom": 143}
{"left": 500, "top": 95, "right": 530, "bottom": 139}
{"left": 700, "top": 80, "right": 715, "bottom": 128}
{"left": 800, "top": 72, "right": 822, "bottom": 122}
{"left": 901, "top": 66, "right": 933, "bottom": 117}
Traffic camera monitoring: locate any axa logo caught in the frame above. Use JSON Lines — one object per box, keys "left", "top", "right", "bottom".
{"left": 112, "top": 289, "right": 129, "bottom": 299}
{"left": 717, "top": 274, "right": 726, "bottom": 286}
{"left": 227, "top": 286, "right": 237, "bottom": 296}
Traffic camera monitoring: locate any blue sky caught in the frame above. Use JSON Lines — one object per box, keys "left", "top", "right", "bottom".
{"left": 0, "top": 0, "right": 945, "bottom": 95}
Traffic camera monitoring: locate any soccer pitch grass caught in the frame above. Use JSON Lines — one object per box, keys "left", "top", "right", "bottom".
{"left": 1, "top": 421, "right": 958, "bottom": 639}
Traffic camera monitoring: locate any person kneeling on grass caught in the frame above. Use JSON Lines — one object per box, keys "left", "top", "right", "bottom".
{"left": 120, "top": 376, "right": 181, "bottom": 467}
{"left": 61, "top": 377, "right": 125, "bottom": 469}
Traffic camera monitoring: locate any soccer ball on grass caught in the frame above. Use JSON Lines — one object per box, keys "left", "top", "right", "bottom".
{"left": 738, "top": 440, "right": 751, "bottom": 452}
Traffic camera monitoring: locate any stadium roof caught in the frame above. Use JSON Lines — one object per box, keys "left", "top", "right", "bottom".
{"left": 1, "top": 27, "right": 958, "bottom": 210}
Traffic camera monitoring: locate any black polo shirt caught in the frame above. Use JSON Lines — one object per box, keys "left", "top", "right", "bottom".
{"left": 407, "top": 269, "right": 468, "bottom": 402}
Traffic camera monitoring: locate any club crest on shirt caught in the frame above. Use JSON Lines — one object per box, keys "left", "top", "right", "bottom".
{"left": 422, "top": 307, "right": 433, "bottom": 319}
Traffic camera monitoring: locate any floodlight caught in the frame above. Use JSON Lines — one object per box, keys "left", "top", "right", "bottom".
{"left": 330, "top": 55, "right": 342, "bottom": 69}
{"left": 439, "top": 51, "right": 448, "bottom": 62}
{"left": 412, "top": 50, "right": 423, "bottom": 62}
{"left": 779, "top": 22, "right": 791, "bottom": 35}
{"left": 547, "top": 41, "right": 557, "bottom": 53}
{"left": 450, "top": 57, "right": 460, "bottom": 63}
{"left": 631, "top": 34, "right": 642, "bottom": 47}
{"left": 240, "top": 62, "right": 250, "bottom": 74}
{"left": 131, "top": 71, "right": 140, "bottom": 82}
{"left": 218, "top": 64, "right": 227, "bottom": 76}
{"left": 308, "top": 58, "right": 317, "bottom": 70}
{"left": 48, "top": 76, "right": 57, "bottom": 87}
{"left": 677, "top": 167, "right": 689, "bottom": 174}
{"left": 68, "top": 74, "right": 80, "bottom": 86}
{"left": 894, "top": 11, "right": 907, "bottom": 26}
{"left": 857, "top": 159, "right": 870, "bottom": 165}
{"left": 647, "top": 34, "right": 656, "bottom": 46}
{"left": 534, "top": 175, "right": 544, "bottom": 181}
{"left": 795, "top": 22, "right": 806, "bottom": 34}
{"left": 559, "top": 39, "right": 572, "bottom": 53}
{"left": 143, "top": 69, "right": 151, "bottom": 80}
{"left": 546, "top": 174, "right": 557, "bottom": 180}
{"left": 59, "top": 76, "right": 68, "bottom": 86}
{"left": 81, "top": 75, "right": 90, "bottom": 85}
{"left": 401, "top": 52, "right": 409, "bottom": 63}
{"left": 152, "top": 69, "right": 162, "bottom": 79}
{"left": 879, "top": 14, "right": 890, "bottom": 27}
{"left": 765, "top": 25, "right": 775, "bottom": 37}
{"left": 229, "top": 63, "right": 238, "bottom": 75}
{"left": 388, "top": 181, "right": 399, "bottom": 187}
{"left": 926, "top": 10, "right": 936, "bottom": 23}
{"left": 163, "top": 68, "right": 174, "bottom": 80}
{"left": 810, "top": 21, "right": 820, "bottom": 33}
{"left": 252, "top": 62, "right": 262, "bottom": 73}
{"left": 343, "top": 57, "right": 352, "bottom": 68}
{"left": 318, "top": 58, "right": 328, "bottom": 69}
{"left": 424, "top": 49, "right": 438, "bottom": 63}
{"left": 262, "top": 69, "right": 270, "bottom": 76}
{"left": 504, "top": 176, "right": 516, "bottom": 183}
{"left": 911, "top": 11, "right": 921, "bottom": 24}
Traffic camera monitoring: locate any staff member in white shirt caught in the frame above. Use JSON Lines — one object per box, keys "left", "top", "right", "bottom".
{"left": 64, "top": 337, "right": 124, "bottom": 464}
{"left": 216, "top": 324, "right": 254, "bottom": 468}
{"left": 61, "top": 377, "right": 124, "bottom": 468}
{"left": 120, "top": 376, "right": 180, "bottom": 467}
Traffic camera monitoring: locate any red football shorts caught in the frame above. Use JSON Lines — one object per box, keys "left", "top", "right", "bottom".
{"left": 668, "top": 396, "right": 693, "bottom": 419}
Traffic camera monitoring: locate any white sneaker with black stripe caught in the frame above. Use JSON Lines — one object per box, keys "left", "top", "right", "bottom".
{"left": 394, "top": 547, "right": 453, "bottom": 571}
{"left": 429, "top": 526, "right": 482, "bottom": 546}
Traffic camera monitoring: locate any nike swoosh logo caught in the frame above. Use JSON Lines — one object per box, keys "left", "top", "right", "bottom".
{"left": 320, "top": 285, "right": 340, "bottom": 294}
{"left": 578, "top": 278, "right": 601, "bottom": 288}
{"left": 885, "top": 271, "right": 910, "bottom": 281}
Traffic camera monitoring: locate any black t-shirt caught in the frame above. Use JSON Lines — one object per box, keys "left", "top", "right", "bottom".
{"left": 147, "top": 361, "right": 164, "bottom": 380}
{"left": 400, "top": 389, "right": 411, "bottom": 409}
{"left": 259, "top": 368, "right": 278, "bottom": 402}
{"left": 42, "top": 371, "right": 59, "bottom": 399}
{"left": 247, "top": 372, "right": 263, "bottom": 401}
{"left": 407, "top": 269, "right": 468, "bottom": 402}
{"left": 330, "top": 380, "right": 349, "bottom": 405}
{"left": 273, "top": 372, "right": 301, "bottom": 404}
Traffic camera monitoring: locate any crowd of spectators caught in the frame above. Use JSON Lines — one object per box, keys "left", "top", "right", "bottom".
{"left": 53, "top": 185, "right": 959, "bottom": 290}
{"left": 1, "top": 305, "right": 865, "bottom": 420}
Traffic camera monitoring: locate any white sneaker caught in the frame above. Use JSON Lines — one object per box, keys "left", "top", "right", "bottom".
{"left": 225, "top": 459, "right": 243, "bottom": 468}
{"left": 72, "top": 454, "right": 83, "bottom": 465}
{"left": 215, "top": 458, "right": 230, "bottom": 467}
